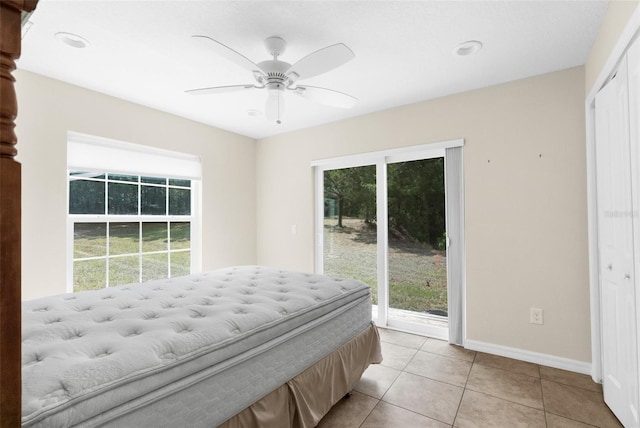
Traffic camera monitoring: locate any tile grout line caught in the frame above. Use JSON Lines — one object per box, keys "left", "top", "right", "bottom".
{"left": 372, "top": 349, "right": 459, "bottom": 427}
{"left": 537, "top": 364, "right": 548, "bottom": 428}
{"left": 378, "top": 330, "right": 613, "bottom": 427}
{"left": 356, "top": 395, "right": 380, "bottom": 428}
{"left": 450, "top": 351, "right": 478, "bottom": 427}
{"left": 544, "top": 409, "right": 602, "bottom": 428}
{"left": 541, "top": 376, "right": 604, "bottom": 394}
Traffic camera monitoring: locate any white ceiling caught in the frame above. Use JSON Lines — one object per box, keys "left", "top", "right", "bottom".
{"left": 18, "top": 0, "right": 608, "bottom": 139}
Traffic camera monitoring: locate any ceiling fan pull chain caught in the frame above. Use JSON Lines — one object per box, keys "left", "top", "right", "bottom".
{"left": 277, "top": 91, "right": 282, "bottom": 125}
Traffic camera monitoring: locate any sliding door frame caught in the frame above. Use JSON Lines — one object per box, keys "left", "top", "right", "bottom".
{"left": 312, "top": 139, "right": 464, "bottom": 341}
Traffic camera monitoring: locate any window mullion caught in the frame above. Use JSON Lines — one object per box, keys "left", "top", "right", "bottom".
{"left": 167, "top": 220, "right": 172, "bottom": 278}
{"left": 105, "top": 177, "right": 110, "bottom": 288}
{"left": 138, "top": 221, "right": 143, "bottom": 283}
{"left": 166, "top": 181, "right": 171, "bottom": 278}
{"left": 138, "top": 179, "right": 142, "bottom": 283}
{"left": 106, "top": 221, "right": 110, "bottom": 288}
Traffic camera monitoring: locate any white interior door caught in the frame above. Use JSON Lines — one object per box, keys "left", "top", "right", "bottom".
{"left": 595, "top": 48, "right": 639, "bottom": 427}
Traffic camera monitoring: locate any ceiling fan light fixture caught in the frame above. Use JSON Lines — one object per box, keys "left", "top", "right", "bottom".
{"left": 266, "top": 87, "right": 285, "bottom": 124}
{"left": 455, "top": 40, "right": 482, "bottom": 56}
{"left": 55, "top": 32, "right": 90, "bottom": 49}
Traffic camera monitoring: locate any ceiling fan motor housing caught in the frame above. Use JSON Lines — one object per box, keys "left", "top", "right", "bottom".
{"left": 257, "top": 59, "right": 293, "bottom": 90}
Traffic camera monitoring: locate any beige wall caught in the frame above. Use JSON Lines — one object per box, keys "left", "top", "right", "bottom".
{"left": 15, "top": 70, "right": 257, "bottom": 300}
{"left": 585, "top": 0, "right": 639, "bottom": 93}
{"left": 256, "top": 67, "right": 591, "bottom": 362}
{"left": 12, "top": 0, "right": 636, "bottom": 365}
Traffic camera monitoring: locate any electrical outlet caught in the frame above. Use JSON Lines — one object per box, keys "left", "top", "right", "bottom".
{"left": 530, "top": 308, "right": 543, "bottom": 325}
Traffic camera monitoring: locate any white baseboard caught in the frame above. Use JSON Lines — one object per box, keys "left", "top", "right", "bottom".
{"left": 464, "top": 339, "right": 592, "bottom": 376}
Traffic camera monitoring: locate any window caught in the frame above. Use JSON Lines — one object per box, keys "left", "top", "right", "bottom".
{"left": 67, "top": 132, "right": 201, "bottom": 292}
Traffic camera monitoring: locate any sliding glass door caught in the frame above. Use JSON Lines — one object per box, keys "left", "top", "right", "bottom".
{"left": 314, "top": 141, "right": 463, "bottom": 340}
{"left": 323, "top": 165, "right": 378, "bottom": 305}
{"left": 387, "top": 158, "right": 448, "bottom": 329}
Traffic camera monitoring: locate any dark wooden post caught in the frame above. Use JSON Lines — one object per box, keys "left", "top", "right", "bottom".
{"left": 0, "top": 1, "right": 38, "bottom": 426}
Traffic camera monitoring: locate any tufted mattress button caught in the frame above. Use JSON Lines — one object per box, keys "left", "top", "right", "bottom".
{"left": 92, "top": 349, "right": 112, "bottom": 359}
{"left": 25, "top": 353, "right": 44, "bottom": 365}
{"left": 64, "top": 330, "right": 84, "bottom": 340}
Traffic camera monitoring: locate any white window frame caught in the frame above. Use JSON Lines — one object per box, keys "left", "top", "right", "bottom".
{"left": 66, "top": 133, "right": 202, "bottom": 292}
{"left": 312, "top": 139, "right": 465, "bottom": 343}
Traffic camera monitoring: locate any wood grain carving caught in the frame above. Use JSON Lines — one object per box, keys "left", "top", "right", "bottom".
{"left": 0, "top": 1, "right": 38, "bottom": 426}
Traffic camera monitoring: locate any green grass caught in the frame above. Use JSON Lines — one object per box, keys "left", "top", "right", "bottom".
{"left": 74, "top": 259, "right": 106, "bottom": 291}
{"left": 73, "top": 222, "right": 190, "bottom": 291}
{"left": 324, "top": 217, "right": 447, "bottom": 313}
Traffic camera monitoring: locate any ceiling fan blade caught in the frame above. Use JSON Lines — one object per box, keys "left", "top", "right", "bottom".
{"left": 286, "top": 43, "right": 355, "bottom": 81}
{"left": 192, "top": 35, "right": 265, "bottom": 76}
{"left": 265, "top": 90, "right": 285, "bottom": 124}
{"left": 293, "top": 85, "right": 357, "bottom": 109}
{"left": 185, "top": 84, "right": 256, "bottom": 96}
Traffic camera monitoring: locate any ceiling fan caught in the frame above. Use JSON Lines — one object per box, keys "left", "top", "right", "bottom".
{"left": 185, "top": 35, "right": 357, "bottom": 124}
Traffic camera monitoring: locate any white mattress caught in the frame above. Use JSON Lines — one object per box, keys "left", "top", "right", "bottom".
{"left": 22, "top": 266, "right": 372, "bottom": 427}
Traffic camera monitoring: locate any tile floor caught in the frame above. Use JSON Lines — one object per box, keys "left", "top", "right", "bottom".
{"left": 317, "top": 328, "right": 623, "bottom": 428}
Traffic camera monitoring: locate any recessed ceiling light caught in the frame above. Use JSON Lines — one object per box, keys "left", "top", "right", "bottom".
{"left": 55, "top": 32, "right": 90, "bottom": 49}
{"left": 455, "top": 40, "right": 482, "bottom": 57}
{"left": 247, "top": 109, "right": 262, "bottom": 117}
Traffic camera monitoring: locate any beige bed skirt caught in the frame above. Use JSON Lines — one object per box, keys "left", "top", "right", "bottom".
{"left": 218, "top": 322, "right": 382, "bottom": 428}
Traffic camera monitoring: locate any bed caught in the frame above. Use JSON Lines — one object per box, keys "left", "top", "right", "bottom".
{"left": 21, "top": 266, "right": 382, "bottom": 427}
{"left": 1, "top": 4, "right": 381, "bottom": 425}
